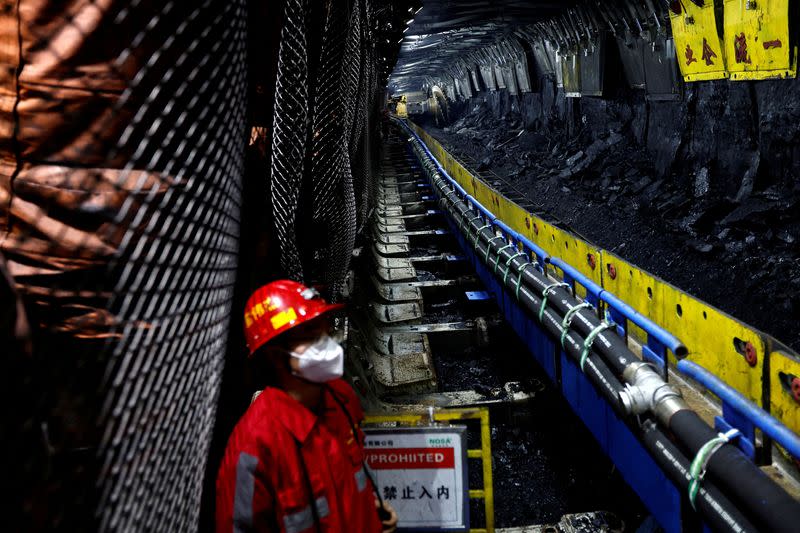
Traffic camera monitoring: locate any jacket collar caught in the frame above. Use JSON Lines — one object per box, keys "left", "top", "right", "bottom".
{"left": 266, "top": 386, "right": 322, "bottom": 444}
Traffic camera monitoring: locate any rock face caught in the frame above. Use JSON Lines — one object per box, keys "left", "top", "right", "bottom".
{"left": 414, "top": 72, "right": 800, "bottom": 351}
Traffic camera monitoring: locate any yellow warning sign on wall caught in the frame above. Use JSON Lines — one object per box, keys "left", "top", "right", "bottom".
{"left": 723, "top": 0, "right": 796, "bottom": 80}
{"left": 669, "top": 1, "right": 728, "bottom": 82}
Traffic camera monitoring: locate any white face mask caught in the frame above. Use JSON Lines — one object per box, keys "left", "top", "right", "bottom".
{"left": 289, "top": 335, "right": 344, "bottom": 383}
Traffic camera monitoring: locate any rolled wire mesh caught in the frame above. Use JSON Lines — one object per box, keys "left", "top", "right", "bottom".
{"left": 2, "top": 0, "right": 383, "bottom": 528}
{"left": 351, "top": 0, "right": 371, "bottom": 231}
{"left": 270, "top": 0, "right": 311, "bottom": 281}
{"left": 308, "top": 0, "right": 360, "bottom": 299}
{"left": 1, "top": 1, "right": 246, "bottom": 530}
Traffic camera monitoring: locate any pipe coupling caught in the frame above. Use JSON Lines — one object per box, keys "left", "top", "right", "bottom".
{"left": 619, "top": 362, "right": 685, "bottom": 422}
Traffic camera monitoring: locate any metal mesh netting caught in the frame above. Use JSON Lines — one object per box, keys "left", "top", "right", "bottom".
{"left": 2, "top": 0, "right": 383, "bottom": 529}
{"left": 273, "top": 0, "right": 381, "bottom": 298}
{"left": 271, "top": 0, "right": 311, "bottom": 281}
{"left": 1, "top": 1, "right": 247, "bottom": 530}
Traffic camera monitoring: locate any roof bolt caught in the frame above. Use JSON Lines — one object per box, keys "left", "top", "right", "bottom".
{"left": 791, "top": 377, "right": 800, "bottom": 403}
{"left": 744, "top": 342, "right": 757, "bottom": 367}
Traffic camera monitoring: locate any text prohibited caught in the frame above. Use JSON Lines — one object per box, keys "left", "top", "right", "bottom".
{"left": 364, "top": 426, "right": 469, "bottom": 531}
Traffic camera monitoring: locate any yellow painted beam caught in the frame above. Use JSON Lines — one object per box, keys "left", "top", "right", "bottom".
{"left": 669, "top": 1, "right": 728, "bottom": 82}
{"left": 723, "top": 0, "right": 796, "bottom": 80}
{"left": 769, "top": 347, "right": 800, "bottom": 434}
{"left": 601, "top": 251, "right": 766, "bottom": 404}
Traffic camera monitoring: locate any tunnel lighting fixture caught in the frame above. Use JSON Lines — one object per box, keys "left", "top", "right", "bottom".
{"left": 397, "top": 38, "right": 404, "bottom": 43}
{"left": 405, "top": 18, "right": 414, "bottom": 25}
{"left": 403, "top": 26, "right": 409, "bottom": 33}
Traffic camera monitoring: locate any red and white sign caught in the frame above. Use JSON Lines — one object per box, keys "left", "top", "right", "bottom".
{"left": 366, "top": 448, "right": 455, "bottom": 469}
{"left": 364, "top": 427, "right": 468, "bottom": 531}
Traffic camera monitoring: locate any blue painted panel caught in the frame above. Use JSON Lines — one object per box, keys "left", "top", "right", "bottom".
{"left": 716, "top": 410, "right": 756, "bottom": 460}
{"left": 561, "top": 354, "right": 681, "bottom": 533}
{"left": 644, "top": 337, "right": 667, "bottom": 372}
{"left": 465, "top": 291, "right": 490, "bottom": 301}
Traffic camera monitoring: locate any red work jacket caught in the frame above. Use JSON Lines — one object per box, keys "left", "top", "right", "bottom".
{"left": 216, "top": 379, "right": 382, "bottom": 533}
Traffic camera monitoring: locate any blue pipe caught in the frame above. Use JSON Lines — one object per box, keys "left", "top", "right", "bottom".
{"left": 465, "top": 195, "right": 494, "bottom": 222}
{"left": 677, "top": 360, "right": 800, "bottom": 460}
{"left": 549, "top": 257, "right": 603, "bottom": 299}
{"left": 407, "top": 127, "right": 469, "bottom": 198}
{"left": 599, "top": 291, "right": 686, "bottom": 357}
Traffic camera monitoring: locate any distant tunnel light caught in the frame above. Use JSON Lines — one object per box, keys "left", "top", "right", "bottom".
{"left": 415, "top": 6, "right": 423, "bottom": 14}
{"left": 405, "top": 18, "right": 414, "bottom": 25}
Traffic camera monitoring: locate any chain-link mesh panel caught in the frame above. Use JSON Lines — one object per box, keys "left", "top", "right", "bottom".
{"left": 308, "top": 1, "right": 359, "bottom": 298}
{"left": 266, "top": 0, "right": 381, "bottom": 298}
{"left": 1, "top": 1, "right": 246, "bottom": 530}
{"left": 271, "top": 0, "right": 311, "bottom": 281}
{"left": 1, "top": 0, "right": 387, "bottom": 527}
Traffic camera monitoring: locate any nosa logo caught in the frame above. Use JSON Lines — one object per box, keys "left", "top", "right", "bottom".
{"left": 428, "top": 437, "right": 452, "bottom": 446}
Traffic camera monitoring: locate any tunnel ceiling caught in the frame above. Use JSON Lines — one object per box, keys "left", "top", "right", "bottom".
{"left": 389, "top": 0, "right": 573, "bottom": 94}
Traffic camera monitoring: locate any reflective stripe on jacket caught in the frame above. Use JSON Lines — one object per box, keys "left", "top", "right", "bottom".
{"left": 216, "top": 379, "right": 382, "bottom": 533}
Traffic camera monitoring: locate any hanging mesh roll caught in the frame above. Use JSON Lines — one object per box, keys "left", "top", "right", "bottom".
{"left": 1, "top": 1, "right": 246, "bottom": 530}
{"left": 270, "top": 0, "right": 312, "bottom": 281}
{"left": 1, "top": 0, "right": 386, "bottom": 525}
{"left": 309, "top": 0, "right": 361, "bottom": 298}
{"left": 350, "top": 0, "right": 370, "bottom": 232}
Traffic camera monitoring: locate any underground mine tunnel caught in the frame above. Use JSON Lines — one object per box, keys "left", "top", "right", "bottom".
{"left": 2, "top": 1, "right": 800, "bottom": 532}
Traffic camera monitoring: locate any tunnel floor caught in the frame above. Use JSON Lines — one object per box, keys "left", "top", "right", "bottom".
{"left": 435, "top": 333, "right": 650, "bottom": 529}
{"left": 414, "top": 111, "right": 800, "bottom": 352}
{"left": 359, "top": 134, "right": 651, "bottom": 530}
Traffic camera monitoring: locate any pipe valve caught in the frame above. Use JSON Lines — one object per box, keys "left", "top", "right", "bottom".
{"left": 619, "top": 362, "right": 684, "bottom": 421}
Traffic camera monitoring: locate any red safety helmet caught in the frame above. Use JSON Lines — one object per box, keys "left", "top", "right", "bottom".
{"left": 243, "top": 280, "right": 344, "bottom": 356}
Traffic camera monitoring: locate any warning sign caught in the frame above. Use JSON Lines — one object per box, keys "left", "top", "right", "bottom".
{"left": 364, "top": 426, "right": 468, "bottom": 531}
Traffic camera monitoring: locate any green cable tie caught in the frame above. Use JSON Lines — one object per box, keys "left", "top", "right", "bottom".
{"left": 503, "top": 252, "right": 527, "bottom": 284}
{"left": 515, "top": 262, "right": 537, "bottom": 301}
{"left": 492, "top": 243, "right": 515, "bottom": 271}
{"left": 538, "top": 282, "right": 571, "bottom": 323}
{"left": 484, "top": 236, "right": 506, "bottom": 262}
{"left": 688, "top": 428, "right": 740, "bottom": 510}
{"left": 461, "top": 213, "right": 481, "bottom": 234}
{"left": 461, "top": 210, "right": 481, "bottom": 235}
{"left": 560, "top": 302, "right": 595, "bottom": 349}
{"left": 473, "top": 224, "right": 491, "bottom": 249}
{"left": 579, "top": 321, "right": 614, "bottom": 372}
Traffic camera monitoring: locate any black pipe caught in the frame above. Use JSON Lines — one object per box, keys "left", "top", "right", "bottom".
{"left": 470, "top": 240, "right": 759, "bottom": 533}
{"left": 460, "top": 193, "right": 800, "bottom": 532}
{"left": 640, "top": 421, "right": 758, "bottom": 533}
{"left": 670, "top": 409, "right": 800, "bottom": 533}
